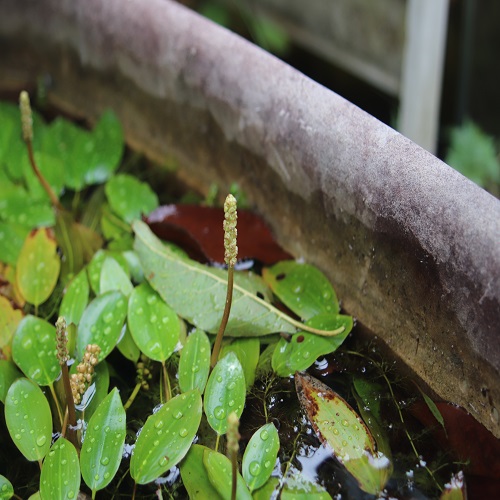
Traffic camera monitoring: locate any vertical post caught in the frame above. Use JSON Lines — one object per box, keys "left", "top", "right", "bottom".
{"left": 398, "top": 0, "right": 449, "bottom": 154}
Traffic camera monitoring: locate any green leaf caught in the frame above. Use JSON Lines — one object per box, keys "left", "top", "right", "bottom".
{"left": 242, "top": 423, "right": 279, "bottom": 491}
{"left": 39, "top": 438, "right": 80, "bottom": 500}
{"left": 252, "top": 477, "right": 280, "bottom": 500}
{"left": 76, "top": 291, "right": 128, "bottom": 360}
{"left": 0, "top": 295, "right": 23, "bottom": 360}
{"left": 87, "top": 250, "right": 130, "bottom": 295}
{"left": 0, "top": 474, "right": 14, "bottom": 500}
{"left": 131, "top": 389, "right": 202, "bottom": 484}
{"left": 179, "top": 444, "right": 222, "bottom": 500}
{"left": 134, "top": 221, "right": 334, "bottom": 337}
{"left": 220, "top": 338, "right": 259, "bottom": 389}
{"left": 105, "top": 174, "right": 158, "bottom": 224}
{"left": 0, "top": 187, "right": 54, "bottom": 229}
{"left": 59, "top": 269, "right": 90, "bottom": 327}
{"left": 12, "top": 316, "right": 60, "bottom": 385}
{"left": 127, "top": 283, "right": 180, "bottom": 362}
{"left": 295, "top": 372, "right": 391, "bottom": 495}
{"left": 16, "top": 228, "right": 60, "bottom": 306}
{"left": 418, "top": 387, "right": 447, "bottom": 434}
{"left": 272, "top": 314, "right": 352, "bottom": 377}
{"left": 281, "top": 475, "right": 332, "bottom": 499}
{"left": 204, "top": 352, "right": 246, "bottom": 435}
{"left": 22, "top": 152, "right": 65, "bottom": 202}
{"left": 0, "top": 223, "right": 30, "bottom": 266}
{"left": 100, "top": 256, "right": 133, "bottom": 296}
{"left": 116, "top": 326, "right": 141, "bottom": 363}
{"left": 80, "top": 360, "right": 110, "bottom": 419}
{"left": 178, "top": 329, "right": 211, "bottom": 394}
{"left": 0, "top": 360, "right": 22, "bottom": 403}
{"left": 80, "top": 388, "right": 126, "bottom": 492}
{"left": 203, "top": 449, "right": 252, "bottom": 500}
{"left": 83, "top": 110, "right": 124, "bottom": 185}
{"left": 5, "top": 378, "right": 52, "bottom": 461}
{"left": 263, "top": 261, "right": 339, "bottom": 319}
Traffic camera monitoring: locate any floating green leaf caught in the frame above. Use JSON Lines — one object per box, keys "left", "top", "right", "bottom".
{"left": 0, "top": 223, "right": 29, "bottom": 266}
{"left": 5, "top": 378, "right": 52, "bottom": 461}
{"left": 127, "top": 283, "right": 180, "bottom": 362}
{"left": 76, "top": 291, "right": 127, "bottom": 360}
{"left": 178, "top": 329, "right": 211, "bottom": 394}
{"left": 100, "top": 256, "right": 133, "bottom": 296}
{"left": 179, "top": 444, "right": 222, "bottom": 500}
{"left": 272, "top": 314, "right": 352, "bottom": 377}
{"left": 105, "top": 174, "right": 158, "bottom": 223}
{"left": 0, "top": 295, "right": 23, "bottom": 360}
{"left": 263, "top": 261, "right": 339, "bottom": 319}
{"left": 16, "top": 228, "right": 60, "bottom": 306}
{"left": 0, "top": 360, "right": 22, "bottom": 403}
{"left": 59, "top": 269, "right": 89, "bottom": 326}
{"left": 12, "top": 316, "right": 59, "bottom": 385}
{"left": 0, "top": 474, "right": 14, "bottom": 500}
{"left": 80, "top": 388, "right": 126, "bottom": 492}
{"left": 204, "top": 352, "right": 246, "bottom": 435}
{"left": 117, "top": 326, "right": 141, "bottom": 363}
{"left": 131, "top": 389, "right": 202, "bottom": 484}
{"left": 133, "top": 221, "right": 341, "bottom": 337}
{"left": 281, "top": 475, "right": 332, "bottom": 499}
{"left": 203, "top": 449, "right": 252, "bottom": 500}
{"left": 295, "top": 372, "right": 391, "bottom": 495}
{"left": 220, "top": 338, "right": 259, "bottom": 389}
{"left": 39, "top": 438, "right": 80, "bottom": 500}
{"left": 242, "top": 423, "right": 279, "bottom": 491}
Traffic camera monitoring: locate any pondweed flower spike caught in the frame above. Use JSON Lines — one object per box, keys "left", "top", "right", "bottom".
{"left": 211, "top": 194, "right": 237, "bottom": 368}
{"left": 227, "top": 411, "right": 240, "bottom": 500}
{"left": 56, "top": 317, "right": 79, "bottom": 448}
{"left": 19, "top": 91, "right": 63, "bottom": 211}
{"left": 70, "top": 344, "right": 101, "bottom": 405}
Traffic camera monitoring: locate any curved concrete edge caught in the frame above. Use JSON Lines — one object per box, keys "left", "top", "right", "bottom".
{"left": 1, "top": 0, "right": 499, "bottom": 436}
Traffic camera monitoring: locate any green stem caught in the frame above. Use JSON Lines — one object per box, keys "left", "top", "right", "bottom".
{"left": 49, "top": 383, "right": 64, "bottom": 430}
{"left": 215, "top": 433, "right": 220, "bottom": 453}
{"left": 230, "top": 448, "right": 237, "bottom": 500}
{"left": 162, "top": 361, "right": 171, "bottom": 402}
{"left": 124, "top": 382, "right": 142, "bottom": 411}
{"left": 60, "top": 363, "right": 79, "bottom": 450}
{"left": 211, "top": 266, "right": 234, "bottom": 369}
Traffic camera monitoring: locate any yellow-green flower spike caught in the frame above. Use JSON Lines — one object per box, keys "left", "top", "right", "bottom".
{"left": 223, "top": 194, "right": 238, "bottom": 267}
{"left": 55, "top": 316, "right": 69, "bottom": 365}
{"left": 226, "top": 411, "right": 240, "bottom": 455}
{"left": 19, "top": 90, "right": 33, "bottom": 142}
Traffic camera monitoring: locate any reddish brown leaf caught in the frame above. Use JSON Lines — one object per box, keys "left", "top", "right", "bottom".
{"left": 146, "top": 204, "right": 292, "bottom": 265}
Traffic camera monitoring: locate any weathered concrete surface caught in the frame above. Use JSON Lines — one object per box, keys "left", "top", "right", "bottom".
{"left": 1, "top": 0, "right": 499, "bottom": 436}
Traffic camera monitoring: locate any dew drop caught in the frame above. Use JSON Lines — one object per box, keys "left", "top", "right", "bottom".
{"left": 260, "top": 429, "right": 269, "bottom": 441}
{"left": 174, "top": 411, "right": 183, "bottom": 420}
{"left": 216, "top": 376, "right": 223, "bottom": 383}
{"left": 100, "top": 457, "right": 109, "bottom": 466}
{"left": 214, "top": 406, "right": 226, "bottom": 420}
{"left": 302, "top": 351, "right": 311, "bottom": 359}
{"left": 36, "top": 435, "right": 47, "bottom": 447}
{"left": 341, "top": 419, "right": 349, "bottom": 427}
{"left": 228, "top": 381, "right": 236, "bottom": 390}
{"left": 136, "top": 307, "right": 144, "bottom": 315}
{"left": 22, "top": 337, "right": 33, "bottom": 349}
{"left": 179, "top": 428, "right": 188, "bottom": 438}
{"left": 67, "top": 491, "right": 75, "bottom": 499}
{"left": 249, "top": 461, "right": 261, "bottom": 476}
{"left": 150, "top": 314, "right": 157, "bottom": 324}
{"left": 154, "top": 420, "right": 164, "bottom": 429}
{"left": 103, "top": 312, "right": 114, "bottom": 324}
{"left": 333, "top": 428, "right": 340, "bottom": 435}
{"left": 158, "top": 456, "right": 168, "bottom": 467}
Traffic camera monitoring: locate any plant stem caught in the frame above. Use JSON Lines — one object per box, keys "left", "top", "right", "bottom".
{"left": 211, "top": 266, "right": 234, "bottom": 368}
{"left": 162, "top": 361, "right": 171, "bottom": 402}
{"left": 60, "top": 363, "right": 79, "bottom": 449}
{"left": 49, "top": 383, "right": 64, "bottom": 430}
{"left": 124, "top": 382, "right": 142, "bottom": 411}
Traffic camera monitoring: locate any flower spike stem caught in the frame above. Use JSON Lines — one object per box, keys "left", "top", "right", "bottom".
{"left": 211, "top": 194, "right": 238, "bottom": 369}
{"left": 19, "top": 91, "right": 63, "bottom": 212}
{"left": 227, "top": 411, "right": 240, "bottom": 500}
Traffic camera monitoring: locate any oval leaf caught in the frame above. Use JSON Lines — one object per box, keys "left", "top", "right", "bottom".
{"left": 295, "top": 372, "right": 391, "bottom": 495}
{"left": 59, "top": 269, "right": 89, "bottom": 326}
{"left": 204, "top": 352, "right": 246, "bottom": 435}
{"left": 12, "top": 316, "right": 60, "bottom": 385}
{"left": 179, "top": 444, "right": 222, "bottom": 500}
{"left": 100, "top": 257, "right": 133, "bottom": 296}
{"left": 116, "top": 326, "right": 141, "bottom": 363}
{"left": 272, "top": 314, "right": 352, "bottom": 377}
{"left": 39, "top": 438, "right": 80, "bottom": 500}
{"left": 87, "top": 250, "right": 129, "bottom": 295}
{"left": 0, "top": 359, "right": 22, "bottom": 403}
{"left": 262, "top": 261, "right": 339, "bottom": 319}
{"left": 127, "top": 283, "right": 180, "bottom": 362}
{"left": 105, "top": 174, "right": 158, "bottom": 223}
{"left": 0, "top": 295, "right": 23, "bottom": 360}
{"left": 16, "top": 228, "right": 60, "bottom": 306}
{"left": 0, "top": 222, "right": 29, "bottom": 266}
{"left": 77, "top": 291, "right": 127, "bottom": 360}
{"left": 242, "top": 423, "right": 279, "bottom": 491}
{"left": 178, "top": 329, "right": 211, "bottom": 394}
{"left": 5, "top": 378, "right": 52, "bottom": 461}
{"left": 220, "top": 338, "right": 260, "bottom": 390}
{"left": 203, "top": 449, "right": 252, "bottom": 500}
{"left": 131, "top": 389, "right": 202, "bottom": 484}
{"left": 80, "top": 388, "right": 126, "bottom": 492}
{"left": 0, "top": 475, "right": 14, "bottom": 500}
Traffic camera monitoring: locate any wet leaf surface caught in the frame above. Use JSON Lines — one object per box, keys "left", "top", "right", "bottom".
{"left": 204, "top": 352, "right": 246, "bottom": 435}
{"left": 86, "top": 250, "right": 130, "bottom": 295}
{"left": 100, "top": 256, "right": 133, "bottom": 296}
{"left": 295, "top": 372, "right": 391, "bottom": 495}
{"left": 0, "top": 474, "right": 14, "bottom": 500}
{"left": 242, "top": 423, "right": 279, "bottom": 491}
{"left": 220, "top": 338, "right": 260, "bottom": 390}
{"left": 116, "top": 326, "right": 140, "bottom": 363}
{"left": 134, "top": 221, "right": 301, "bottom": 336}
{"left": 59, "top": 269, "right": 89, "bottom": 327}
{"left": 178, "top": 329, "right": 211, "bottom": 394}
{"left": 12, "top": 316, "right": 59, "bottom": 385}
{"left": 146, "top": 204, "right": 292, "bottom": 264}
{"left": 5, "top": 378, "right": 52, "bottom": 461}
{"left": 127, "top": 283, "right": 180, "bottom": 362}
{"left": 0, "top": 359, "right": 22, "bottom": 403}
{"left": 39, "top": 438, "right": 80, "bottom": 500}
{"left": 80, "top": 388, "right": 126, "bottom": 492}
{"left": 76, "top": 291, "right": 127, "bottom": 360}
{"left": 131, "top": 389, "right": 202, "bottom": 484}
{"left": 0, "top": 222, "right": 29, "bottom": 266}
{"left": 262, "top": 261, "right": 339, "bottom": 319}
{"left": 16, "top": 228, "right": 60, "bottom": 306}
{"left": 0, "top": 295, "right": 23, "bottom": 360}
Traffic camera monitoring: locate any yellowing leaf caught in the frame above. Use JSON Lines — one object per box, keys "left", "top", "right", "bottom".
{"left": 0, "top": 295, "right": 23, "bottom": 360}
{"left": 16, "top": 228, "right": 60, "bottom": 306}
